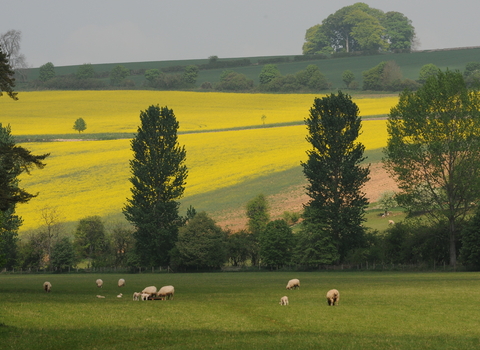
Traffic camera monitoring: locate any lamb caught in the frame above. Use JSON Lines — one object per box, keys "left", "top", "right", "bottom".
{"left": 157, "top": 285, "right": 175, "bottom": 300}
{"left": 286, "top": 278, "right": 300, "bottom": 290}
{"left": 118, "top": 278, "right": 125, "bottom": 287}
{"left": 133, "top": 292, "right": 142, "bottom": 301}
{"left": 141, "top": 293, "right": 150, "bottom": 301}
{"left": 117, "top": 293, "right": 123, "bottom": 298}
{"left": 96, "top": 295, "right": 105, "bottom": 298}
{"left": 43, "top": 281, "right": 52, "bottom": 293}
{"left": 96, "top": 279, "right": 103, "bottom": 288}
{"left": 279, "top": 296, "right": 289, "bottom": 306}
{"left": 326, "top": 289, "right": 340, "bottom": 306}
{"left": 388, "top": 220, "right": 395, "bottom": 225}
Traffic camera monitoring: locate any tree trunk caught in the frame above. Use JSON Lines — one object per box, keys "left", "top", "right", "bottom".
{"left": 449, "top": 218, "right": 456, "bottom": 267}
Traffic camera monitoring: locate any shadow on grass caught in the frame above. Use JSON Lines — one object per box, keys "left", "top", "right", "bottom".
{"left": 1, "top": 326, "right": 479, "bottom": 350}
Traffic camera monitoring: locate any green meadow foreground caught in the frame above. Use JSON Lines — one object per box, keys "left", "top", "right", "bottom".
{"left": 1, "top": 272, "right": 479, "bottom": 349}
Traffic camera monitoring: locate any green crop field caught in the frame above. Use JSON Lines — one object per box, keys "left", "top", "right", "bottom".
{"left": 1, "top": 272, "right": 480, "bottom": 349}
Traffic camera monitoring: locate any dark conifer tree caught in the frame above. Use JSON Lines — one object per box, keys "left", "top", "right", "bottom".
{"left": 301, "top": 91, "right": 370, "bottom": 262}
{"left": 124, "top": 105, "right": 187, "bottom": 266}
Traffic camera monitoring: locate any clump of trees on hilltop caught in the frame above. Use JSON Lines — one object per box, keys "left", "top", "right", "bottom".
{"left": 302, "top": 2, "right": 416, "bottom": 55}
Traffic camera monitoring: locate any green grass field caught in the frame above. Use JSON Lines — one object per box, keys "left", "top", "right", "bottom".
{"left": 1, "top": 272, "right": 480, "bottom": 349}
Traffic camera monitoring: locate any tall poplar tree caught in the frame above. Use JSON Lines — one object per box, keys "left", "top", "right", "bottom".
{"left": 301, "top": 91, "right": 370, "bottom": 262}
{"left": 124, "top": 105, "right": 187, "bottom": 266}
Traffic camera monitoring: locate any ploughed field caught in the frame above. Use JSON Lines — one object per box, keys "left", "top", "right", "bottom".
{"left": 1, "top": 91, "right": 396, "bottom": 232}
{"left": 1, "top": 272, "right": 479, "bottom": 349}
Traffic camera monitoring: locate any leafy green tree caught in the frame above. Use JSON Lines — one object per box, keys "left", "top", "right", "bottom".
{"left": 259, "top": 219, "right": 294, "bottom": 268}
{"left": 109, "top": 223, "right": 135, "bottom": 267}
{"left": 145, "top": 69, "right": 161, "bottom": 86}
{"left": 182, "top": 65, "right": 199, "bottom": 85}
{"left": 39, "top": 62, "right": 55, "bottom": 82}
{"left": 377, "top": 191, "right": 397, "bottom": 217}
{"left": 110, "top": 65, "right": 130, "bottom": 86}
{"left": 259, "top": 64, "right": 281, "bottom": 85}
{"left": 460, "top": 206, "right": 480, "bottom": 268}
{"left": 362, "top": 61, "right": 387, "bottom": 90}
{"left": 227, "top": 229, "right": 254, "bottom": 266}
{"left": 73, "top": 118, "right": 87, "bottom": 133}
{"left": 123, "top": 105, "right": 187, "bottom": 266}
{"left": 418, "top": 64, "right": 439, "bottom": 84}
{"left": 246, "top": 194, "right": 270, "bottom": 266}
{"left": 382, "top": 11, "right": 416, "bottom": 52}
{"left": 76, "top": 63, "right": 95, "bottom": 79}
{"left": 0, "top": 123, "right": 48, "bottom": 268}
{"left": 73, "top": 216, "right": 107, "bottom": 262}
{"left": 384, "top": 70, "right": 480, "bottom": 267}
{"left": 342, "top": 70, "right": 355, "bottom": 88}
{"left": 303, "top": 3, "right": 414, "bottom": 54}
{"left": 464, "top": 62, "right": 480, "bottom": 87}
{"left": 0, "top": 47, "right": 17, "bottom": 100}
{"left": 302, "top": 91, "right": 370, "bottom": 261}
{"left": 174, "top": 211, "right": 227, "bottom": 269}
{"left": 51, "top": 236, "right": 76, "bottom": 271}
{"left": 214, "top": 70, "right": 253, "bottom": 91}
{"left": 295, "top": 65, "right": 330, "bottom": 90}
{"left": 294, "top": 210, "right": 339, "bottom": 266}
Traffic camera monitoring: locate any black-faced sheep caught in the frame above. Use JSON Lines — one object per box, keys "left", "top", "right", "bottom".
{"left": 279, "top": 296, "right": 289, "bottom": 305}
{"left": 326, "top": 289, "right": 340, "bottom": 306}
{"left": 286, "top": 278, "right": 300, "bottom": 290}
{"left": 96, "top": 279, "right": 103, "bottom": 288}
{"left": 43, "top": 281, "right": 52, "bottom": 293}
{"left": 118, "top": 278, "right": 125, "bottom": 287}
{"left": 157, "top": 285, "right": 174, "bottom": 300}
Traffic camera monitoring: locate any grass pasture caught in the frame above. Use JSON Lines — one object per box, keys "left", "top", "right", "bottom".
{"left": 1, "top": 272, "right": 480, "bottom": 349}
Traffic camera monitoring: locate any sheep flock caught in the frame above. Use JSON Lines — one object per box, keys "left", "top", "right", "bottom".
{"left": 41, "top": 277, "right": 340, "bottom": 308}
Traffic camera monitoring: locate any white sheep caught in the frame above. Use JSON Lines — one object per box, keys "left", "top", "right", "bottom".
{"left": 96, "top": 295, "right": 105, "bottom": 298}
{"left": 133, "top": 292, "right": 141, "bottom": 301}
{"left": 279, "top": 296, "right": 289, "bottom": 306}
{"left": 96, "top": 279, "right": 103, "bottom": 288}
{"left": 326, "top": 289, "right": 340, "bottom": 306}
{"left": 117, "top": 293, "right": 123, "bottom": 298}
{"left": 141, "top": 293, "right": 150, "bottom": 301}
{"left": 142, "top": 286, "right": 157, "bottom": 295}
{"left": 286, "top": 278, "right": 300, "bottom": 290}
{"left": 118, "top": 278, "right": 125, "bottom": 287}
{"left": 388, "top": 220, "right": 395, "bottom": 225}
{"left": 157, "top": 285, "right": 175, "bottom": 300}
{"left": 43, "top": 281, "right": 52, "bottom": 293}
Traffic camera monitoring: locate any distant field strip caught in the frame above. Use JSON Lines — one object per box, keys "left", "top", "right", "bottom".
{"left": 16, "top": 119, "right": 387, "bottom": 231}
{"left": 1, "top": 91, "right": 397, "bottom": 134}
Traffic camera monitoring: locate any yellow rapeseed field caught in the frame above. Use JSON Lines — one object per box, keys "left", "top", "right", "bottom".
{"left": 2, "top": 91, "right": 394, "bottom": 231}
{"left": 1, "top": 91, "right": 397, "bottom": 134}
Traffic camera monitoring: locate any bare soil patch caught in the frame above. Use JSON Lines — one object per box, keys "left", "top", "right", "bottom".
{"left": 214, "top": 162, "right": 398, "bottom": 231}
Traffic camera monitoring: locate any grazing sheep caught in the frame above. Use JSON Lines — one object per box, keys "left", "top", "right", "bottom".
{"left": 96, "top": 295, "right": 105, "bottom": 298}
{"left": 117, "top": 293, "right": 123, "bottom": 298}
{"left": 388, "top": 220, "right": 395, "bottom": 225}
{"left": 133, "top": 292, "right": 142, "bottom": 301}
{"left": 118, "top": 278, "right": 125, "bottom": 287}
{"left": 141, "top": 293, "right": 150, "bottom": 301}
{"left": 279, "top": 296, "right": 289, "bottom": 306}
{"left": 141, "top": 286, "right": 157, "bottom": 295}
{"left": 157, "top": 285, "right": 175, "bottom": 300}
{"left": 326, "top": 289, "right": 340, "bottom": 306}
{"left": 96, "top": 279, "right": 103, "bottom": 288}
{"left": 286, "top": 278, "right": 300, "bottom": 290}
{"left": 43, "top": 281, "right": 52, "bottom": 293}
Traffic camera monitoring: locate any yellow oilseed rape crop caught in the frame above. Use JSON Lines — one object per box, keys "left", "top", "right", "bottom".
{"left": 16, "top": 119, "right": 387, "bottom": 231}
{"left": 1, "top": 91, "right": 397, "bottom": 134}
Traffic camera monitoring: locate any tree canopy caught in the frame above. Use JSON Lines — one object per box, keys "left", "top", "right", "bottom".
{"left": 384, "top": 69, "right": 480, "bottom": 267}
{"left": 123, "top": 105, "right": 187, "bottom": 266}
{"left": 303, "top": 3, "right": 415, "bottom": 55}
{"left": 302, "top": 91, "right": 370, "bottom": 262}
